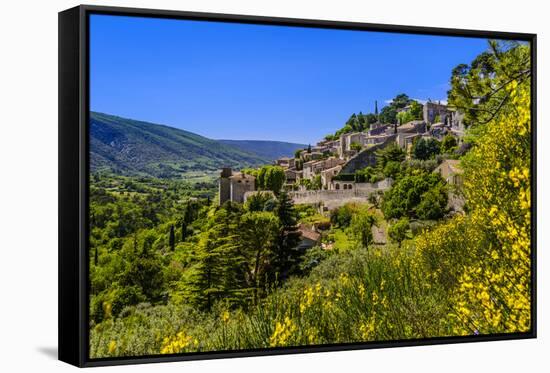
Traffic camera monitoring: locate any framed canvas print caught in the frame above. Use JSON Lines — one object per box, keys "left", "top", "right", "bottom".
{"left": 58, "top": 5, "right": 537, "bottom": 367}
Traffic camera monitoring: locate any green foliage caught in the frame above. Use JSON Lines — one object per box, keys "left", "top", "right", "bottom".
{"left": 350, "top": 142, "right": 362, "bottom": 152}
{"left": 382, "top": 161, "right": 401, "bottom": 179}
{"left": 299, "top": 246, "right": 331, "bottom": 273}
{"left": 272, "top": 191, "right": 302, "bottom": 279}
{"left": 382, "top": 172, "right": 447, "bottom": 219}
{"left": 379, "top": 93, "right": 413, "bottom": 124}
{"left": 409, "top": 101, "right": 424, "bottom": 120}
{"left": 415, "top": 185, "right": 448, "bottom": 220}
{"left": 441, "top": 135, "right": 458, "bottom": 154}
{"left": 244, "top": 191, "right": 276, "bottom": 212}
{"left": 412, "top": 138, "right": 441, "bottom": 160}
{"left": 332, "top": 112, "right": 378, "bottom": 138}
{"left": 169, "top": 225, "right": 175, "bottom": 251}
{"left": 396, "top": 110, "right": 414, "bottom": 125}
{"left": 330, "top": 203, "right": 362, "bottom": 228}
{"left": 349, "top": 210, "right": 376, "bottom": 248}
{"left": 300, "top": 175, "right": 322, "bottom": 190}
{"left": 257, "top": 165, "right": 285, "bottom": 193}
{"left": 388, "top": 218, "right": 409, "bottom": 247}
{"left": 375, "top": 143, "right": 406, "bottom": 172}
{"left": 354, "top": 166, "right": 381, "bottom": 183}
{"left": 448, "top": 40, "right": 531, "bottom": 129}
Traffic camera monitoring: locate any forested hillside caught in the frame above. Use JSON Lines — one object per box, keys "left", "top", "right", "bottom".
{"left": 90, "top": 112, "right": 286, "bottom": 179}
{"left": 218, "top": 140, "right": 307, "bottom": 162}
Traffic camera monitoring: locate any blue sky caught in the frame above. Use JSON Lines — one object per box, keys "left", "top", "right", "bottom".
{"left": 90, "top": 14, "right": 489, "bottom": 144}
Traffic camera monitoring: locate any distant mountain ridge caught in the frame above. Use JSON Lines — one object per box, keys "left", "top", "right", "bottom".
{"left": 90, "top": 112, "right": 304, "bottom": 179}
{"left": 218, "top": 140, "right": 307, "bottom": 162}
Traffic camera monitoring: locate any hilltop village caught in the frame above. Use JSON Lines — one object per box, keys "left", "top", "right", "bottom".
{"left": 219, "top": 100, "right": 465, "bottom": 209}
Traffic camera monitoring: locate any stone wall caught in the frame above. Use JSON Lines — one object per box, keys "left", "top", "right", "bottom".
{"left": 339, "top": 135, "right": 396, "bottom": 174}
{"left": 289, "top": 178, "right": 392, "bottom": 209}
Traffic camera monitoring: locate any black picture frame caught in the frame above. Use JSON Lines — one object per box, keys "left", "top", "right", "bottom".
{"left": 59, "top": 4, "right": 537, "bottom": 367}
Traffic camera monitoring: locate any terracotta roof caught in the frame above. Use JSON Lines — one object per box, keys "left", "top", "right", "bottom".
{"left": 298, "top": 224, "right": 321, "bottom": 242}
{"left": 446, "top": 159, "right": 463, "bottom": 174}
{"left": 435, "top": 159, "right": 463, "bottom": 175}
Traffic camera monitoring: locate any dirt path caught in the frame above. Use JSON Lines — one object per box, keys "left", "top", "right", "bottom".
{"left": 372, "top": 224, "right": 387, "bottom": 244}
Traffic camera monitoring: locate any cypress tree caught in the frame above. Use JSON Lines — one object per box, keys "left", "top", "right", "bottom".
{"left": 169, "top": 225, "right": 175, "bottom": 251}
{"left": 181, "top": 220, "right": 187, "bottom": 241}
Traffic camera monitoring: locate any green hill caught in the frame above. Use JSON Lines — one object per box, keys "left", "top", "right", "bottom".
{"left": 90, "top": 112, "right": 270, "bottom": 179}
{"left": 218, "top": 140, "right": 306, "bottom": 161}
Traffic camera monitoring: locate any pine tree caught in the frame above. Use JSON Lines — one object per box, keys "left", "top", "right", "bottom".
{"left": 186, "top": 205, "right": 248, "bottom": 310}
{"left": 239, "top": 211, "right": 281, "bottom": 303}
{"left": 271, "top": 191, "right": 302, "bottom": 280}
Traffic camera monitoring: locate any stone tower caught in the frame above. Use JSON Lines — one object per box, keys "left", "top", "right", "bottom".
{"left": 219, "top": 167, "right": 232, "bottom": 205}
{"left": 229, "top": 172, "right": 255, "bottom": 203}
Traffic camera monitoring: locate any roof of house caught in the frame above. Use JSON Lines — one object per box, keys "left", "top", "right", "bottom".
{"left": 298, "top": 224, "right": 321, "bottom": 242}
{"left": 435, "top": 159, "right": 463, "bottom": 175}
{"left": 321, "top": 165, "right": 342, "bottom": 174}
{"left": 399, "top": 120, "right": 425, "bottom": 131}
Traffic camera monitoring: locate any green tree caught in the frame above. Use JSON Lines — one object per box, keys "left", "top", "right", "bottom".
{"left": 412, "top": 138, "right": 441, "bottom": 160}
{"left": 272, "top": 191, "right": 302, "bottom": 279}
{"left": 244, "top": 191, "right": 275, "bottom": 212}
{"left": 441, "top": 134, "right": 458, "bottom": 154}
{"left": 448, "top": 40, "right": 531, "bottom": 128}
{"left": 409, "top": 100, "right": 424, "bottom": 120}
{"left": 169, "top": 225, "right": 175, "bottom": 251}
{"left": 376, "top": 143, "right": 405, "bottom": 172}
{"left": 396, "top": 110, "right": 414, "bottom": 125}
{"left": 366, "top": 113, "right": 378, "bottom": 125}
{"left": 383, "top": 161, "right": 401, "bottom": 179}
{"left": 188, "top": 204, "right": 246, "bottom": 309}
{"left": 416, "top": 184, "right": 448, "bottom": 220}
{"left": 239, "top": 211, "right": 281, "bottom": 301}
{"left": 349, "top": 209, "right": 376, "bottom": 248}
{"left": 388, "top": 217, "right": 409, "bottom": 247}
{"left": 264, "top": 166, "right": 286, "bottom": 193}
{"left": 382, "top": 172, "right": 446, "bottom": 219}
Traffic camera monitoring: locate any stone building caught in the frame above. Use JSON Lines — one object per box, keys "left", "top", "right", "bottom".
{"left": 284, "top": 168, "right": 302, "bottom": 185}
{"left": 218, "top": 167, "right": 256, "bottom": 205}
{"left": 339, "top": 134, "right": 396, "bottom": 174}
{"left": 434, "top": 159, "right": 463, "bottom": 185}
{"left": 321, "top": 165, "right": 342, "bottom": 189}
{"left": 303, "top": 157, "right": 345, "bottom": 180}
{"left": 275, "top": 157, "right": 292, "bottom": 168}
{"left": 368, "top": 123, "right": 390, "bottom": 136}
{"left": 338, "top": 132, "right": 367, "bottom": 157}
{"left": 423, "top": 102, "right": 450, "bottom": 124}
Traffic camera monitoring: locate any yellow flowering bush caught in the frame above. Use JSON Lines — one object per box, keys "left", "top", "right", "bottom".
{"left": 449, "top": 78, "right": 531, "bottom": 334}
{"left": 269, "top": 317, "right": 297, "bottom": 347}
{"left": 160, "top": 330, "right": 198, "bottom": 354}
